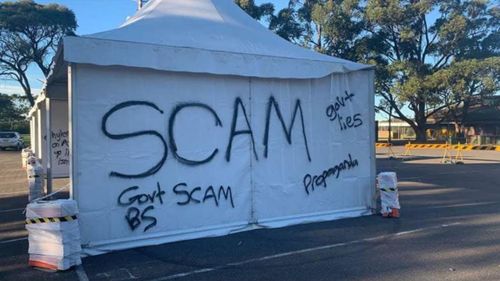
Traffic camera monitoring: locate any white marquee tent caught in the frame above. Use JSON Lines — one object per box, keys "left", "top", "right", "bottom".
{"left": 34, "top": 0, "right": 376, "bottom": 255}
{"left": 27, "top": 92, "right": 69, "bottom": 179}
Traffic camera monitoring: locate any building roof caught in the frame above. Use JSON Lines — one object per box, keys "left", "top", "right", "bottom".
{"left": 378, "top": 96, "right": 500, "bottom": 126}
{"left": 461, "top": 96, "right": 500, "bottom": 124}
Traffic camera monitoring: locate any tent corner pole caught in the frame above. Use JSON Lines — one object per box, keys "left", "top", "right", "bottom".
{"left": 45, "top": 97, "right": 53, "bottom": 195}
{"left": 68, "top": 63, "right": 76, "bottom": 200}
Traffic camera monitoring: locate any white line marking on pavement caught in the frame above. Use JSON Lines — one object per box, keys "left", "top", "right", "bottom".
{"left": 76, "top": 264, "right": 90, "bottom": 281}
{"left": 149, "top": 222, "right": 461, "bottom": 281}
{"left": 398, "top": 170, "right": 489, "bottom": 181}
{"left": 427, "top": 201, "right": 497, "bottom": 209}
{"left": 0, "top": 237, "right": 27, "bottom": 245}
{"left": 0, "top": 207, "right": 24, "bottom": 214}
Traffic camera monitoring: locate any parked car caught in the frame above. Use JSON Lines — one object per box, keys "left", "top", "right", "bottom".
{"left": 0, "top": 131, "right": 24, "bottom": 151}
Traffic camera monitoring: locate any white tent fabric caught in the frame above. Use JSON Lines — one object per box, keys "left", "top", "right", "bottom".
{"left": 27, "top": 94, "right": 70, "bottom": 178}
{"left": 63, "top": 0, "right": 371, "bottom": 79}
{"left": 71, "top": 66, "right": 375, "bottom": 255}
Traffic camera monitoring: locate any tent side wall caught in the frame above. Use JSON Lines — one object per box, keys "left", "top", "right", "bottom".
{"left": 47, "top": 82, "right": 70, "bottom": 178}
{"left": 69, "top": 64, "right": 375, "bottom": 255}
{"left": 29, "top": 96, "right": 70, "bottom": 178}
{"left": 50, "top": 99, "right": 70, "bottom": 178}
{"left": 70, "top": 64, "right": 254, "bottom": 254}
{"left": 251, "top": 72, "right": 375, "bottom": 227}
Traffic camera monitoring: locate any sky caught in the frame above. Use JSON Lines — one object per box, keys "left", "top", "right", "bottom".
{"left": 0, "top": 0, "right": 289, "bottom": 96}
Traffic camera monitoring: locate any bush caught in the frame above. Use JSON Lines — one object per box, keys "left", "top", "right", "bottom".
{"left": 0, "top": 120, "right": 30, "bottom": 134}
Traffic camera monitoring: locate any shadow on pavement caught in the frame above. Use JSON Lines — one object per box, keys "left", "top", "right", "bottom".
{"left": 1, "top": 155, "right": 499, "bottom": 281}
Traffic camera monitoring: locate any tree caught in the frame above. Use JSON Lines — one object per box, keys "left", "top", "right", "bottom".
{"left": 0, "top": 0, "right": 77, "bottom": 106}
{"left": 234, "top": 0, "right": 307, "bottom": 43}
{"left": 0, "top": 93, "right": 30, "bottom": 133}
{"left": 235, "top": 0, "right": 275, "bottom": 21}
{"left": 0, "top": 93, "right": 22, "bottom": 120}
{"left": 238, "top": 0, "right": 499, "bottom": 142}
{"left": 269, "top": 5, "right": 304, "bottom": 43}
{"left": 365, "top": 0, "right": 499, "bottom": 141}
{"left": 432, "top": 57, "right": 500, "bottom": 137}
{"left": 289, "top": 0, "right": 367, "bottom": 61}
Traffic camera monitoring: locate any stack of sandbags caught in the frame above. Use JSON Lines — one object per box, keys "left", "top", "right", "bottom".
{"left": 377, "top": 172, "right": 400, "bottom": 218}
{"left": 21, "top": 148, "right": 33, "bottom": 169}
{"left": 26, "top": 156, "right": 45, "bottom": 202}
{"left": 25, "top": 199, "right": 82, "bottom": 271}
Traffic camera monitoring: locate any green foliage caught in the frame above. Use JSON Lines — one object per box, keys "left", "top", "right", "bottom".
{"left": 0, "top": 120, "right": 30, "bottom": 134}
{"left": 364, "top": 0, "right": 499, "bottom": 140}
{"left": 0, "top": 93, "right": 29, "bottom": 120}
{"left": 433, "top": 57, "right": 500, "bottom": 101}
{"left": 0, "top": 0, "right": 77, "bottom": 105}
{"left": 0, "top": 93, "right": 30, "bottom": 134}
{"left": 270, "top": 7, "right": 304, "bottom": 42}
{"left": 285, "top": 0, "right": 366, "bottom": 60}
{"left": 234, "top": 0, "right": 274, "bottom": 21}
{"left": 235, "top": 0, "right": 499, "bottom": 141}
{"left": 0, "top": 93, "right": 19, "bottom": 120}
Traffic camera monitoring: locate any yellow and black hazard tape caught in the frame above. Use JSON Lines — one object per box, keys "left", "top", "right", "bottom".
{"left": 405, "top": 144, "right": 448, "bottom": 149}
{"left": 376, "top": 143, "right": 392, "bottom": 147}
{"left": 25, "top": 215, "right": 77, "bottom": 225}
{"left": 404, "top": 144, "right": 500, "bottom": 151}
{"left": 450, "top": 145, "right": 500, "bottom": 151}
{"left": 380, "top": 188, "right": 397, "bottom": 192}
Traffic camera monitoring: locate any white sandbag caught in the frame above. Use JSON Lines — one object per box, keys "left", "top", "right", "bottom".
{"left": 377, "top": 172, "right": 400, "bottom": 215}
{"left": 25, "top": 226, "right": 81, "bottom": 243}
{"left": 26, "top": 200, "right": 78, "bottom": 219}
{"left": 25, "top": 199, "right": 82, "bottom": 271}
{"left": 28, "top": 239, "right": 82, "bottom": 257}
{"left": 29, "top": 253, "right": 81, "bottom": 271}
{"left": 21, "top": 149, "right": 33, "bottom": 168}
{"left": 26, "top": 157, "right": 45, "bottom": 202}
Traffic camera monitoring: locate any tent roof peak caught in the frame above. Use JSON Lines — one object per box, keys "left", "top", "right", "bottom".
{"left": 63, "top": 0, "right": 372, "bottom": 78}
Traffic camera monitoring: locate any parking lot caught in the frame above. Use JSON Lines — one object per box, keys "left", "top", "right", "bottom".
{"left": 1, "top": 148, "right": 499, "bottom": 281}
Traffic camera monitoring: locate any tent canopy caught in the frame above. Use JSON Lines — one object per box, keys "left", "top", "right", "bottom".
{"left": 63, "top": 0, "right": 371, "bottom": 79}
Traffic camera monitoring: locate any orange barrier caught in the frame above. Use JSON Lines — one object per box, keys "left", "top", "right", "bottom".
{"left": 375, "top": 143, "right": 392, "bottom": 147}
{"left": 375, "top": 143, "right": 396, "bottom": 158}
{"left": 404, "top": 143, "right": 499, "bottom": 151}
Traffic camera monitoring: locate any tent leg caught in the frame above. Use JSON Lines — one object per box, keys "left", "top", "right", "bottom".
{"left": 45, "top": 98, "right": 53, "bottom": 195}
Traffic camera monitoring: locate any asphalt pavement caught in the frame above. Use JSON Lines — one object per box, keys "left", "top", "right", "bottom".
{"left": 0, "top": 148, "right": 499, "bottom": 281}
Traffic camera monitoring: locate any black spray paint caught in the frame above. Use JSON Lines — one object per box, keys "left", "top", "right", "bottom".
{"left": 325, "top": 91, "right": 363, "bottom": 131}
{"left": 102, "top": 97, "right": 314, "bottom": 173}
{"left": 51, "top": 129, "right": 69, "bottom": 166}
{"left": 173, "top": 182, "right": 235, "bottom": 208}
{"left": 101, "top": 101, "right": 168, "bottom": 179}
{"left": 225, "top": 97, "right": 259, "bottom": 162}
{"left": 263, "top": 96, "right": 311, "bottom": 161}
{"left": 303, "top": 154, "right": 359, "bottom": 195}
{"left": 119, "top": 182, "right": 165, "bottom": 232}
{"left": 125, "top": 205, "right": 157, "bottom": 232}
{"left": 169, "top": 103, "right": 223, "bottom": 165}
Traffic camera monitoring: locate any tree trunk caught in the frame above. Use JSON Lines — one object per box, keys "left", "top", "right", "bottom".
{"left": 35, "top": 60, "right": 50, "bottom": 77}
{"left": 388, "top": 107, "right": 392, "bottom": 143}
{"left": 18, "top": 70, "right": 34, "bottom": 106}
{"left": 24, "top": 87, "right": 34, "bottom": 106}
{"left": 414, "top": 101, "right": 428, "bottom": 142}
{"left": 415, "top": 127, "right": 427, "bottom": 142}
